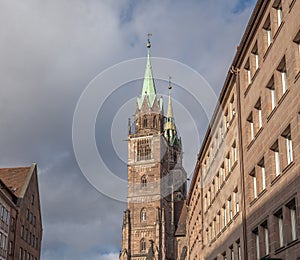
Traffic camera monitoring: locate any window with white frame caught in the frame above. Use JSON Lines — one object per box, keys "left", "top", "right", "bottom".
{"left": 226, "top": 153, "right": 231, "bottom": 173}
{"left": 255, "top": 99, "right": 263, "bottom": 129}
{"left": 261, "top": 221, "right": 270, "bottom": 256}
{"left": 271, "top": 140, "right": 281, "bottom": 176}
{"left": 250, "top": 169, "right": 258, "bottom": 199}
{"left": 263, "top": 15, "right": 272, "bottom": 50}
{"left": 253, "top": 228, "right": 260, "bottom": 260}
{"left": 230, "top": 95, "right": 236, "bottom": 119}
{"left": 223, "top": 204, "right": 227, "bottom": 227}
{"left": 282, "top": 126, "right": 293, "bottom": 165}
{"left": 247, "top": 112, "right": 255, "bottom": 142}
{"left": 232, "top": 141, "right": 237, "bottom": 163}
{"left": 266, "top": 76, "right": 276, "bottom": 111}
{"left": 273, "top": 0, "right": 283, "bottom": 28}
{"left": 252, "top": 42, "right": 259, "bottom": 71}
{"left": 237, "top": 240, "right": 242, "bottom": 260}
{"left": 277, "top": 57, "right": 288, "bottom": 95}
{"left": 230, "top": 245, "right": 234, "bottom": 260}
{"left": 274, "top": 209, "right": 284, "bottom": 248}
{"left": 228, "top": 197, "right": 233, "bottom": 221}
{"left": 217, "top": 212, "right": 221, "bottom": 233}
{"left": 245, "top": 58, "right": 252, "bottom": 86}
{"left": 258, "top": 158, "right": 266, "bottom": 191}
{"left": 234, "top": 188, "right": 239, "bottom": 213}
{"left": 286, "top": 199, "right": 297, "bottom": 241}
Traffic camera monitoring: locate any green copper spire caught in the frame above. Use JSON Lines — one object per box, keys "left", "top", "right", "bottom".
{"left": 137, "top": 34, "right": 157, "bottom": 109}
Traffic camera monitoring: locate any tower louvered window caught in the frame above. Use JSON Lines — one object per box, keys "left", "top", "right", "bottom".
{"left": 137, "top": 139, "right": 152, "bottom": 161}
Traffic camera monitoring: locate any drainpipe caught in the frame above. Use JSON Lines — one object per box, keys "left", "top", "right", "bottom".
{"left": 231, "top": 66, "right": 248, "bottom": 260}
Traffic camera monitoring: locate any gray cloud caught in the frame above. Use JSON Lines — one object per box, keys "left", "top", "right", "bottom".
{"left": 0, "top": 0, "right": 255, "bottom": 259}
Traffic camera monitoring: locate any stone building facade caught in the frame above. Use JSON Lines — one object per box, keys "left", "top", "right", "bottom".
{"left": 0, "top": 164, "right": 43, "bottom": 260}
{"left": 120, "top": 40, "right": 188, "bottom": 260}
{"left": 188, "top": 0, "right": 300, "bottom": 259}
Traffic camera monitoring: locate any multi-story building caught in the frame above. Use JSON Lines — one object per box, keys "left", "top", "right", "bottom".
{"left": 188, "top": 0, "right": 300, "bottom": 259}
{"left": 0, "top": 163, "right": 43, "bottom": 260}
{"left": 120, "top": 38, "right": 188, "bottom": 260}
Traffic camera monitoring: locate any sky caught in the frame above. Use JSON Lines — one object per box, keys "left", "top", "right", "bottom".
{"left": 0, "top": 0, "right": 256, "bottom": 259}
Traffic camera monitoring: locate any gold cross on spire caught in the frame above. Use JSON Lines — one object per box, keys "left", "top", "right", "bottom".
{"left": 168, "top": 76, "right": 172, "bottom": 90}
{"left": 147, "top": 33, "right": 152, "bottom": 48}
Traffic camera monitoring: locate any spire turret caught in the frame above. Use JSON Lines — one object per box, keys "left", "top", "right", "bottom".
{"left": 164, "top": 79, "right": 178, "bottom": 146}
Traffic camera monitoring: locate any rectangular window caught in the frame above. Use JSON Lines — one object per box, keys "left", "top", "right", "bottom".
{"left": 234, "top": 188, "right": 239, "bottom": 213}
{"left": 252, "top": 42, "right": 259, "bottom": 71}
{"left": 282, "top": 126, "right": 293, "bottom": 165}
{"left": 223, "top": 205, "right": 227, "bottom": 227}
{"left": 277, "top": 57, "right": 287, "bottom": 95}
{"left": 250, "top": 169, "right": 257, "bottom": 199}
{"left": 263, "top": 15, "right": 272, "bottom": 49}
{"left": 228, "top": 197, "right": 233, "bottom": 221}
{"left": 271, "top": 141, "right": 281, "bottom": 176}
{"left": 8, "top": 241, "right": 13, "bottom": 255}
{"left": 273, "top": 0, "right": 283, "bottom": 28}
{"left": 226, "top": 153, "right": 231, "bottom": 173}
{"left": 286, "top": 199, "right": 297, "bottom": 241}
{"left": 221, "top": 164, "right": 225, "bottom": 182}
{"left": 275, "top": 209, "right": 284, "bottom": 247}
{"left": 230, "top": 245, "right": 234, "bottom": 260}
{"left": 255, "top": 99, "right": 262, "bottom": 129}
{"left": 245, "top": 58, "right": 251, "bottom": 85}
{"left": 258, "top": 158, "right": 266, "bottom": 190}
{"left": 232, "top": 142, "right": 237, "bottom": 163}
{"left": 217, "top": 212, "right": 221, "bottom": 233}
{"left": 224, "top": 109, "right": 229, "bottom": 130}
{"left": 230, "top": 95, "right": 235, "bottom": 119}
{"left": 253, "top": 228, "right": 260, "bottom": 260}
{"left": 247, "top": 113, "right": 255, "bottom": 142}
{"left": 293, "top": 30, "right": 300, "bottom": 72}
{"left": 222, "top": 252, "right": 227, "bottom": 260}
{"left": 137, "top": 138, "right": 152, "bottom": 161}
{"left": 237, "top": 240, "right": 241, "bottom": 260}
{"left": 267, "top": 76, "right": 276, "bottom": 111}
{"left": 261, "top": 221, "right": 269, "bottom": 256}
{"left": 19, "top": 247, "right": 23, "bottom": 260}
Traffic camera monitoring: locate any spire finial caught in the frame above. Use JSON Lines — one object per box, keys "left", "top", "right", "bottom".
{"left": 168, "top": 76, "right": 172, "bottom": 93}
{"left": 147, "top": 33, "right": 152, "bottom": 48}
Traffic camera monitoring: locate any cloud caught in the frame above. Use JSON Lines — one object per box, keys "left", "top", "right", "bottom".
{"left": 0, "top": 0, "right": 256, "bottom": 259}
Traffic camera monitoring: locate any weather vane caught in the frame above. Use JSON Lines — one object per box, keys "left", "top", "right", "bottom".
{"left": 147, "top": 33, "right": 152, "bottom": 48}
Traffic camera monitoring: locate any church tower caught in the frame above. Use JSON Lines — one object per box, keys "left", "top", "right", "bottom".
{"left": 120, "top": 38, "right": 187, "bottom": 260}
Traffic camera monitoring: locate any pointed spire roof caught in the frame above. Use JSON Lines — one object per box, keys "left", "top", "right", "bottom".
{"left": 137, "top": 35, "right": 157, "bottom": 109}
{"left": 164, "top": 81, "right": 178, "bottom": 146}
{"left": 166, "top": 78, "right": 175, "bottom": 120}
{"left": 167, "top": 94, "right": 174, "bottom": 119}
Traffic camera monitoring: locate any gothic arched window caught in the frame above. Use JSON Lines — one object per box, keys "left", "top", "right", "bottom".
{"left": 140, "top": 238, "right": 146, "bottom": 252}
{"left": 143, "top": 115, "right": 147, "bottom": 128}
{"left": 153, "top": 116, "right": 157, "bottom": 128}
{"left": 141, "top": 175, "right": 147, "bottom": 188}
{"left": 141, "top": 208, "right": 147, "bottom": 221}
